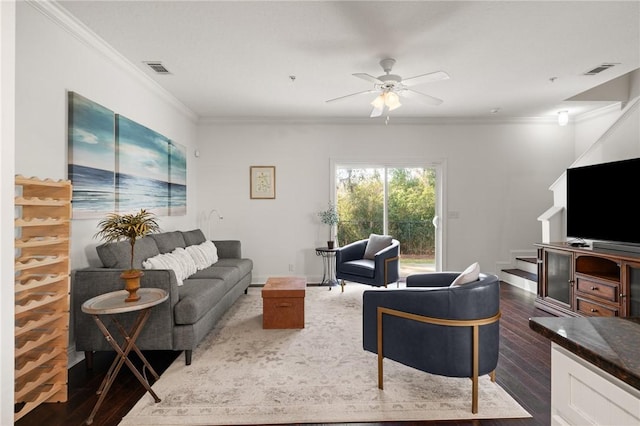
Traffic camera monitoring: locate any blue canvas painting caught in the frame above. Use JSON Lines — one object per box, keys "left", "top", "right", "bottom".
{"left": 168, "top": 141, "right": 187, "bottom": 216}
{"left": 67, "top": 92, "right": 116, "bottom": 219}
{"left": 68, "top": 93, "right": 187, "bottom": 218}
{"left": 116, "top": 115, "right": 171, "bottom": 215}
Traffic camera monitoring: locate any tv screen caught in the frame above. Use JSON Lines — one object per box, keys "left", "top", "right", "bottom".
{"left": 566, "top": 157, "right": 640, "bottom": 245}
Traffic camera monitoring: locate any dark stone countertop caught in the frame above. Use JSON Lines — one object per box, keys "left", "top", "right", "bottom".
{"left": 529, "top": 316, "right": 640, "bottom": 390}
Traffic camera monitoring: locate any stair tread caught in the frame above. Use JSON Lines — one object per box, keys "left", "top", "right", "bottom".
{"left": 503, "top": 268, "right": 537, "bottom": 281}
{"left": 515, "top": 256, "right": 537, "bottom": 264}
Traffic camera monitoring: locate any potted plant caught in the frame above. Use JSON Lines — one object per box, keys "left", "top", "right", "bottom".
{"left": 94, "top": 209, "right": 160, "bottom": 302}
{"left": 317, "top": 203, "right": 339, "bottom": 249}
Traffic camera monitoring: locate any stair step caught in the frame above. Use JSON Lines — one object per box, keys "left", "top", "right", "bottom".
{"left": 502, "top": 268, "right": 537, "bottom": 282}
{"left": 516, "top": 256, "right": 537, "bottom": 265}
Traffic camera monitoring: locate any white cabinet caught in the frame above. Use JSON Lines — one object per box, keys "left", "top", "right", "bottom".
{"left": 551, "top": 343, "right": 640, "bottom": 425}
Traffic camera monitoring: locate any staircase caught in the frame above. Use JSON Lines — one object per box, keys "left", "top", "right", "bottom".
{"left": 500, "top": 256, "right": 538, "bottom": 294}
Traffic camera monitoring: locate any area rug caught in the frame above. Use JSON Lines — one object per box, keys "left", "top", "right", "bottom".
{"left": 120, "top": 284, "right": 531, "bottom": 425}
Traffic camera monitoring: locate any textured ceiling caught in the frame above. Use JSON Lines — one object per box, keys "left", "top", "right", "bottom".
{"left": 58, "top": 1, "right": 640, "bottom": 121}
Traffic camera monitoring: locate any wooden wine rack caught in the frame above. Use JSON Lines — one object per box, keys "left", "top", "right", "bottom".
{"left": 14, "top": 175, "right": 71, "bottom": 421}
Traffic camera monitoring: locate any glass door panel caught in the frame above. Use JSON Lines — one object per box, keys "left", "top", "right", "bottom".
{"left": 387, "top": 167, "right": 436, "bottom": 276}
{"left": 627, "top": 263, "right": 640, "bottom": 316}
{"left": 335, "top": 168, "right": 384, "bottom": 244}
{"left": 546, "top": 250, "right": 572, "bottom": 305}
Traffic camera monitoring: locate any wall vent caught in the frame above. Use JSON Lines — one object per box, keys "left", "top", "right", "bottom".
{"left": 144, "top": 61, "right": 171, "bottom": 74}
{"left": 584, "top": 63, "right": 616, "bottom": 76}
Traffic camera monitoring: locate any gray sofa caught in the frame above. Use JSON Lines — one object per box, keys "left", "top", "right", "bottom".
{"left": 72, "top": 229, "right": 252, "bottom": 366}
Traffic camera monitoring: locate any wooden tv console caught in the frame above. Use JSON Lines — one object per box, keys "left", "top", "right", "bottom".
{"left": 535, "top": 242, "right": 640, "bottom": 318}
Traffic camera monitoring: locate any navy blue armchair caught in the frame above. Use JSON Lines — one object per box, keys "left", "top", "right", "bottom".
{"left": 335, "top": 237, "right": 400, "bottom": 292}
{"left": 362, "top": 272, "right": 501, "bottom": 413}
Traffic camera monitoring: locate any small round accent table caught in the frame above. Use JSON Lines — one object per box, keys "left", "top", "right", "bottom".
{"left": 81, "top": 288, "right": 168, "bottom": 425}
{"left": 315, "top": 246, "right": 339, "bottom": 289}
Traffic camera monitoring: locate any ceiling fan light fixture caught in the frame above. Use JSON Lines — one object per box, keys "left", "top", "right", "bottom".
{"left": 371, "top": 94, "right": 385, "bottom": 109}
{"left": 385, "top": 92, "right": 401, "bottom": 110}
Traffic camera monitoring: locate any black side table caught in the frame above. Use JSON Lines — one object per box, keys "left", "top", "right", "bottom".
{"left": 315, "top": 246, "right": 339, "bottom": 289}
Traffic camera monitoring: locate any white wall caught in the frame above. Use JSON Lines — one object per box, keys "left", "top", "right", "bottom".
{"left": 196, "top": 119, "right": 574, "bottom": 283}
{"left": 574, "top": 104, "right": 624, "bottom": 158}
{"left": 574, "top": 70, "right": 640, "bottom": 163}
{"left": 15, "top": 2, "right": 199, "bottom": 270}
{"left": 1, "top": 2, "right": 16, "bottom": 424}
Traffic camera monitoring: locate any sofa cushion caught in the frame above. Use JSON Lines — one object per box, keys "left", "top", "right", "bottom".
{"left": 213, "top": 258, "right": 253, "bottom": 278}
{"left": 174, "top": 279, "right": 227, "bottom": 325}
{"left": 150, "top": 231, "right": 186, "bottom": 254}
{"left": 363, "top": 234, "right": 392, "bottom": 260}
{"left": 450, "top": 262, "right": 480, "bottom": 287}
{"left": 96, "top": 236, "right": 160, "bottom": 269}
{"left": 181, "top": 229, "right": 207, "bottom": 246}
{"left": 340, "top": 259, "right": 375, "bottom": 278}
{"left": 190, "top": 265, "right": 240, "bottom": 290}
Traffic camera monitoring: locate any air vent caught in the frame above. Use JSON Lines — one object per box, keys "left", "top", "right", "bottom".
{"left": 144, "top": 61, "right": 171, "bottom": 74}
{"left": 584, "top": 63, "right": 616, "bottom": 75}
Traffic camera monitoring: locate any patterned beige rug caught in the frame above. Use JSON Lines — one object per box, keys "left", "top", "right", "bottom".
{"left": 120, "top": 284, "right": 531, "bottom": 425}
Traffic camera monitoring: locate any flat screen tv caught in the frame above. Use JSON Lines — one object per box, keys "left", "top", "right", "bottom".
{"left": 566, "top": 157, "right": 640, "bottom": 247}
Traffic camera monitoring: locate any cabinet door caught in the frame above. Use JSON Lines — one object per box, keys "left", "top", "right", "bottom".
{"left": 623, "top": 261, "right": 640, "bottom": 316}
{"left": 544, "top": 249, "right": 573, "bottom": 307}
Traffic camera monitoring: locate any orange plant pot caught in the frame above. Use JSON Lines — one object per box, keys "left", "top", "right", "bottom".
{"left": 121, "top": 270, "right": 144, "bottom": 302}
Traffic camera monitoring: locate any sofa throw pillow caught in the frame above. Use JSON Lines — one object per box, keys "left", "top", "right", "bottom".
{"left": 200, "top": 240, "right": 219, "bottom": 265}
{"left": 450, "top": 262, "right": 480, "bottom": 287}
{"left": 185, "top": 244, "right": 209, "bottom": 270}
{"left": 143, "top": 252, "right": 184, "bottom": 286}
{"left": 363, "top": 234, "right": 393, "bottom": 260}
{"left": 170, "top": 247, "right": 198, "bottom": 278}
{"left": 142, "top": 248, "right": 197, "bottom": 286}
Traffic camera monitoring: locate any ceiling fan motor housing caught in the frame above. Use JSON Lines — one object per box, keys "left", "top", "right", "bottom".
{"left": 377, "top": 75, "right": 404, "bottom": 93}
{"left": 379, "top": 58, "right": 396, "bottom": 73}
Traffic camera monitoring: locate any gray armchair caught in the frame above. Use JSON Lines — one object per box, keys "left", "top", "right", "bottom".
{"left": 335, "top": 236, "right": 400, "bottom": 292}
{"left": 362, "top": 272, "right": 501, "bottom": 413}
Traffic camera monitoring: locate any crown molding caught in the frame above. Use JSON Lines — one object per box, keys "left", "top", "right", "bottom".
{"left": 573, "top": 102, "right": 623, "bottom": 123}
{"left": 197, "top": 115, "right": 557, "bottom": 126}
{"left": 26, "top": 0, "right": 197, "bottom": 122}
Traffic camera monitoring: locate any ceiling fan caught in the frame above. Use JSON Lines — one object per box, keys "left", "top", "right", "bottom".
{"left": 326, "top": 58, "right": 450, "bottom": 118}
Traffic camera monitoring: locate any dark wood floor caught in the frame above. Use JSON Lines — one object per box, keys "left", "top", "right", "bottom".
{"left": 16, "top": 283, "right": 553, "bottom": 426}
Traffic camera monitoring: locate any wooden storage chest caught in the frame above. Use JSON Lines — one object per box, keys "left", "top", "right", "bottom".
{"left": 261, "top": 277, "right": 306, "bottom": 329}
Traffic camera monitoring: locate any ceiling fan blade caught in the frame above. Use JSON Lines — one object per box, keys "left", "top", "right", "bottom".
{"left": 402, "top": 71, "right": 450, "bottom": 86}
{"left": 353, "top": 73, "right": 384, "bottom": 84}
{"left": 370, "top": 105, "right": 384, "bottom": 118}
{"left": 326, "top": 89, "right": 377, "bottom": 103}
{"left": 403, "top": 89, "right": 444, "bottom": 106}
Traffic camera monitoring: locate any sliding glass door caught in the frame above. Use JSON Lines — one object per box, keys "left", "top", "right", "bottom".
{"left": 334, "top": 163, "right": 442, "bottom": 277}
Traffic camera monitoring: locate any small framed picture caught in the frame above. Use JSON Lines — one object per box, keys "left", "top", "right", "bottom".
{"left": 250, "top": 166, "right": 276, "bottom": 199}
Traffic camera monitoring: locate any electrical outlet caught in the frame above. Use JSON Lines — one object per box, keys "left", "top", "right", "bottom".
{"left": 288, "top": 263, "right": 295, "bottom": 272}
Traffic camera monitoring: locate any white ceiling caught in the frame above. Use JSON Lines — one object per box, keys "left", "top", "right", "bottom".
{"left": 57, "top": 1, "right": 640, "bottom": 121}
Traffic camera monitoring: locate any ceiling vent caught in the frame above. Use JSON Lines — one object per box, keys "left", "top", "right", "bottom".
{"left": 583, "top": 63, "right": 616, "bottom": 76}
{"left": 144, "top": 61, "right": 171, "bottom": 74}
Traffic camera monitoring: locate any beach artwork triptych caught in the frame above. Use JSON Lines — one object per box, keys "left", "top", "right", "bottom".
{"left": 68, "top": 92, "right": 187, "bottom": 219}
